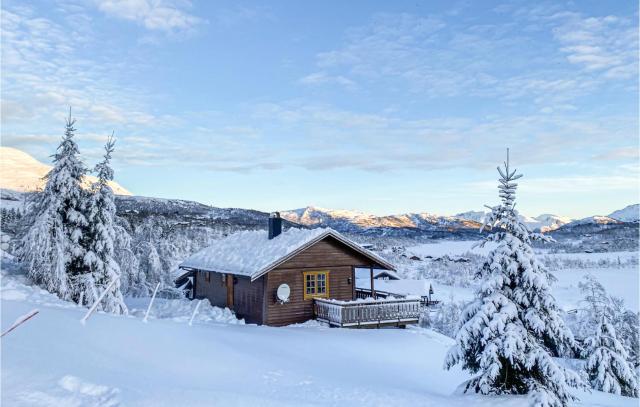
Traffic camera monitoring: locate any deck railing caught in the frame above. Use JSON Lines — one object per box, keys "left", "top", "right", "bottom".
{"left": 314, "top": 297, "right": 421, "bottom": 327}
{"left": 355, "top": 287, "right": 440, "bottom": 307}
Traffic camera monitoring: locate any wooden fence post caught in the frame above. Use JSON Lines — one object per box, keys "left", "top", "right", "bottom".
{"left": 1, "top": 309, "right": 39, "bottom": 338}
{"left": 81, "top": 276, "right": 120, "bottom": 324}
{"left": 189, "top": 300, "right": 202, "bottom": 326}
{"left": 143, "top": 282, "right": 161, "bottom": 323}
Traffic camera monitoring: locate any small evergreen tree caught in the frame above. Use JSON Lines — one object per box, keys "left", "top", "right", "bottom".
{"left": 444, "top": 150, "right": 581, "bottom": 407}
{"left": 18, "top": 110, "right": 88, "bottom": 300}
{"left": 584, "top": 317, "right": 639, "bottom": 397}
{"left": 82, "top": 135, "right": 128, "bottom": 314}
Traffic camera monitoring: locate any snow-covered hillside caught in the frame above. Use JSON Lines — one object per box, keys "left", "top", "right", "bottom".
{"left": 564, "top": 216, "right": 622, "bottom": 226}
{"left": 609, "top": 204, "right": 640, "bottom": 222}
{"left": 529, "top": 214, "right": 574, "bottom": 232}
{"left": 456, "top": 211, "right": 573, "bottom": 232}
{"left": 0, "top": 147, "right": 131, "bottom": 195}
{"left": 1, "top": 253, "right": 636, "bottom": 407}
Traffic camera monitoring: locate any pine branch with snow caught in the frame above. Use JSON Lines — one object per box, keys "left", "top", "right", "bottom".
{"left": 584, "top": 317, "right": 639, "bottom": 397}
{"left": 445, "top": 150, "right": 582, "bottom": 407}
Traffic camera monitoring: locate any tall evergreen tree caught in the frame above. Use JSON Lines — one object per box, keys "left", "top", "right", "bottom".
{"left": 18, "top": 109, "right": 88, "bottom": 300}
{"left": 81, "top": 134, "right": 128, "bottom": 314}
{"left": 444, "top": 150, "right": 581, "bottom": 407}
{"left": 584, "top": 317, "right": 639, "bottom": 397}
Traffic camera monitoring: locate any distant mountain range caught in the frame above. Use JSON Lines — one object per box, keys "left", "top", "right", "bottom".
{"left": 454, "top": 211, "right": 573, "bottom": 232}
{"left": 281, "top": 204, "right": 638, "bottom": 236}
{"left": 281, "top": 206, "right": 482, "bottom": 238}
{"left": 0, "top": 147, "right": 131, "bottom": 195}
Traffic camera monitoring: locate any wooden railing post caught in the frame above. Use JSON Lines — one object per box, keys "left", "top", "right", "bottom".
{"left": 369, "top": 265, "right": 376, "bottom": 299}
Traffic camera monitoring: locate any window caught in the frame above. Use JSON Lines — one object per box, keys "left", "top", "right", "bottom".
{"left": 205, "top": 272, "right": 211, "bottom": 283}
{"left": 303, "top": 271, "right": 330, "bottom": 300}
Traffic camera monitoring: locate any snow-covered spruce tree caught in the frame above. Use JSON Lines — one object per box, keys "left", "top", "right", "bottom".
{"left": 81, "top": 135, "right": 127, "bottom": 314}
{"left": 18, "top": 110, "right": 88, "bottom": 300}
{"left": 583, "top": 316, "right": 639, "bottom": 397}
{"left": 610, "top": 299, "right": 640, "bottom": 369}
{"left": 444, "top": 150, "right": 582, "bottom": 407}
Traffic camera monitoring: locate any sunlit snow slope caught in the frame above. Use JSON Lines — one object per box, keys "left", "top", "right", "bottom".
{"left": 0, "top": 147, "right": 131, "bottom": 195}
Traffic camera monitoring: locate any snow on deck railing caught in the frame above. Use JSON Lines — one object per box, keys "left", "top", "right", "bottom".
{"left": 314, "top": 297, "right": 421, "bottom": 327}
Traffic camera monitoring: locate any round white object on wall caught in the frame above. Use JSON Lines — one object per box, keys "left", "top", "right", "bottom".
{"left": 276, "top": 283, "right": 290, "bottom": 303}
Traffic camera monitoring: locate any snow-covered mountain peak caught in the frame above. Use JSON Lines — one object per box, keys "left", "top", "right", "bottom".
{"left": 568, "top": 215, "right": 621, "bottom": 226}
{"left": 608, "top": 204, "right": 639, "bottom": 222}
{"left": 454, "top": 211, "right": 486, "bottom": 223}
{"left": 0, "top": 146, "right": 132, "bottom": 195}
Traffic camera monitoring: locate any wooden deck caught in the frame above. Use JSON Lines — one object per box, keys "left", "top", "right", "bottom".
{"left": 314, "top": 297, "right": 421, "bottom": 328}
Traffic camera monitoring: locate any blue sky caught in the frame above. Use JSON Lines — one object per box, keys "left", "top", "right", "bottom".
{"left": 1, "top": 0, "right": 638, "bottom": 218}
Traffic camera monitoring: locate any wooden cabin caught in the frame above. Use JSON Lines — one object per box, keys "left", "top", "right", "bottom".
{"left": 175, "top": 214, "right": 420, "bottom": 327}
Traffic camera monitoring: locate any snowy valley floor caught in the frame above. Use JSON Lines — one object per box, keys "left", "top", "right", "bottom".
{"left": 2, "top": 272, "right": 637, "bottom": 406}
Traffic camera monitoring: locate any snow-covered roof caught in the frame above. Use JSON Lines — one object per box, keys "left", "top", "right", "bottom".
{"left": 373, "top": 269, "right": 401, "bottom": 280}
{"left": 179, "top": 228, "right": 395, "bottom": 281}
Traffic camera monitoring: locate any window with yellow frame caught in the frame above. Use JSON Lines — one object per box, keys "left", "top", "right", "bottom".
{"left": 303, "top": 271, "right": 329, "bottom": 300}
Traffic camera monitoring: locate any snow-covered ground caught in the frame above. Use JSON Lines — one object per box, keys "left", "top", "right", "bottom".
{"left": 553, "top": 268, "right": 639, "bottom": 311}
{"left": 408, "top": 240, "right": 497, "bottom": 257}
{"left": 1, "top": 250, "right": 638, "bottom": 406}
{"left": 402, "top": 240, "right": 639, "bottom": 311}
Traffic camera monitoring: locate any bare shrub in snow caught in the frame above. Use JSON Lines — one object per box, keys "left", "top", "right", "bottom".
{"left": 423, "top": 298, "right": 463, "bottom": 338}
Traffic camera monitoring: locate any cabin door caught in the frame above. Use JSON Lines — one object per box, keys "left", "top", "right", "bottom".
{"left": 226, "top": 275, "right": 234, "bottom": 309}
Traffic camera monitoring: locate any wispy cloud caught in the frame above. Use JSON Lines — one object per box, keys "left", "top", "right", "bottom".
{"left": 468, "top": 174, "right": 638, "bottom": 194}
{"left": 592, "top": 147, "right": 640, "bottom": 161}
{"left": 299, "top": 72, "right": 356, "bottom": 89}
{"left": 303, "top": 7, "right": 637, "bottom": 108}
{"left": 551, "top": 13, "right": 637, "bottom": 78}
{"left": 244, "top": 101, "right": 636, "bottom": 173}
{"left": 94, "top": 0, "right": 203, "bottom": 34}
{"left": 1, "top": 5, "right": 159, "bottom": 127}
{"left": 0, "top": 3, "right": 178, "bottom": 169}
